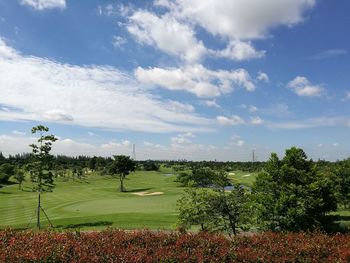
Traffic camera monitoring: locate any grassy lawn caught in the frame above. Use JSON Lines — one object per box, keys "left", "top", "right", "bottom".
{"left": 227, "top": 170, "right": 257, "bottom": 187}
{"left": 0, "top": 170, "right": 182, "bottom": 230}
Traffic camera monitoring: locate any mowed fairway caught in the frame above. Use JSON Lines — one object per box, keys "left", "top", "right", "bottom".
{"left": 0, "top": 171, "right": 182, "bottom": 230}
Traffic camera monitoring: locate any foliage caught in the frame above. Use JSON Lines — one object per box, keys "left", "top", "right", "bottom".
{"left": 13, "top": 169, "right": 25, "bottom": 190}
{"left": 253, "top": 147, "right": 338, "bottom": 231}
{"left": 334, "top": 159, "right": 350, "bottom": 208}
{"left": 141, "top": 160, "right": 160, "bottom": 171}
{"left": 177, "top": 184, "right": 252, "bottom": 235}
{"left": 28, "top": 125, "right": 58, "bottom": 192}
{"left": 1, "top": 230, "right": 350, "bottom": 263}
{"left": 0, "top": 163, "right": 15, "bottom": 184}
{"left": 109, "top": 155, "right": 136, "bottom": 192}
{"left": 176, "top": 167, "right": 231, "bottom": 188}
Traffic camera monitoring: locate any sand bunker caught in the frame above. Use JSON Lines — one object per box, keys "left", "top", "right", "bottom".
{"left": 243, "top": 174, "right": 251, "bottom": 177}
{"left": 228, "top": 172, "right": 235, "bottom": 175}
{"left": 133, "top": 191, "right": 164, "bottom": 196}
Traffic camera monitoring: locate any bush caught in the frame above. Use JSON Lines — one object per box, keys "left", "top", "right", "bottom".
{"left": 0, "top": 229, "right": 349, "bottom": 262}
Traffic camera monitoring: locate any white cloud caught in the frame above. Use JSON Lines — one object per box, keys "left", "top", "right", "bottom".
{"left": 112, "top": 36, "right": 127, "bottom": 48}
{"left": 215, "top": 41, "right": 265, "bottom": 61}
{"left": 161, "top": 0, "right": 315, "bottom": 40}
{"left": 170, "top": 132, "right": 194, "bottom": 146}
{"left": 250, "top": 116, "right": 264, "bottom": 125}
{"left": 0, "top": 38, "right": 212, "bottom": 133}
{"left": 287, "top": 76, "right": 323, "bottom": 97}
{"left": 230, "top": 134, "right": 245, "bottom": 147}
{"left": 20, "top": 0, "right": 66, "bottom": 10}
{"left": 240, "top": 104, "right": 258, "bottom": 113}
{"left": 267, "top": 116, "right": 350, "bottom": 129}
{"left": 257, "top": 71, "right": 269, "bottom": 82}
{"left": 124, "top": 1, "right": 315, "bottom": 62}
{"left": 309, "top": 49, "right": 348, "bottom": 60}
{"left": 167, "top": 100, "right": 194, "bottom": 113}
{"left": 261, "top": 103, "right": 292, "bottom": 117}
{"left": 0, "top": 38, "right": 18, "bottom": 59}
{"left": 135, "top": 64, "right": 255, "bottom": 97}
{"left": 101, "top": 140, "right": 131, "bottom": 149}
{"left": 12, "top": 130, "right": 25, "bottom": 136}
{"left": 202, "top": 100, "right": 221, "bottom": 108}
{"left": 216, "top": 115, "right": 245, "bottom": 126}
{"left": 332, "top": 142, "right": 339, "bottom": 147}
{"left": 127, "top": 10, "right": 206, "bottom": 62}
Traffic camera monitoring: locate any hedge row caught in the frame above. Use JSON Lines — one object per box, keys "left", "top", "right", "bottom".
{"left": 0, "top": 229, "right": 349, "bottom": 262}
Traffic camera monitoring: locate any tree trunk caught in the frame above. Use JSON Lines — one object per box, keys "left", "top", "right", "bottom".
{"left": 119, "top": 175, "right": 124, "bottom": 192}
{"left": 37, "top": 191, "right": 41, "bottom": 229}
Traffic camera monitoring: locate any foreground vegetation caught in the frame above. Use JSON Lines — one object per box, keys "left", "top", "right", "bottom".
{"left": 1, "top": 229, "right": 350, "bottom": 262}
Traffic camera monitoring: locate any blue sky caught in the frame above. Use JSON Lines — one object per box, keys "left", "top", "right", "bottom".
{"left": 0, "top": 0, "right": 349, "bottom": 161}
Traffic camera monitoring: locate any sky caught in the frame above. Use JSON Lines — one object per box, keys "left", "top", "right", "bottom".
{"left": 0, "top": 0, "right": 349, "bottom": 161}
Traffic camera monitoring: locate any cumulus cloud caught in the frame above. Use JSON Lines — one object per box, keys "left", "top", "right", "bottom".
{"left": 121, "top": 0, "right": 316, "bottom": 62}
{"left": 215, "top": 41, "right": 265, "bottom": 61}
{"left": 164, "top": 0, "right": 315, "bottom": 40}
{"left": 0, "top": 38, "right": 212, "bottom": 133}
{"left": 202, "top": 100, "right": 221, "bottom": 108}
{"left": 167, "top": 100, "right": 195, "bottom": 113}
{"left": 230, "top": 135, "right": 245, "bottom": 147}
{"left": 287, "top": 76, "right": 323, "bottom": 97}
{"left": 257, "top": 71, "right": 269, "bottom": 82}
{"left": 127, "top": 10, "right": 206, "bottom": 62}
{"left": 241, "top": 104, "right": 258, "bottom": 113}
{"left": 135, "top": 64, "right": 255, "bottom": 97}
{"left": 112, "top": 36, "right": 127, "bottom": 49}
{"left": 250, "top": 116, "right": 264, "bottom": 125}
{"left": 0, "top": 134, "right": 136, "bottom": 156}
{"left": 216, "top": 115, "right": 245, "bottom": 126}
{"left": 20, "top": 0, "right": 66, "bottom": 10}
{"left": 170, "top": 132, "right": 194, "bottom": 146}
{"left": 101, "top": 140, "right": 131, "bottom": 149}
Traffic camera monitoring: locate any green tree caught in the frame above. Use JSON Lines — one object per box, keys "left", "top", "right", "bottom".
{"left": 109, "top": 155, "right": 136, "bottom": 192}
{"left": 0, "top": 163, "right": 15, "bottom": 184}
{"left": 177, "top": 184, "right": 252, "bottom": 235}
{"left": 177, "top": 188, "right": 220, "bottom": 231}
{"left": 214, "top": 185, "right": 252, "bottom": 235}
{"left": 28, "top": 125, "right": 57, "bottom": 229}
{"left": 176, "top": 167, "right": 230, "bottom": 188}
{"left": 334, "top": 160, "right": 350, "bottom": 208}
{"left": 14, "top": 168, "right": 25, "bottom": 190}
{"left": 253, "top": 147, "right": 337, "bottom": 231}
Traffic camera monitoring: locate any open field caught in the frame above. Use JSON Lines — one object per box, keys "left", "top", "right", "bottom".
{"left": 0, "top": 170, "right": 182, "bottom": 230}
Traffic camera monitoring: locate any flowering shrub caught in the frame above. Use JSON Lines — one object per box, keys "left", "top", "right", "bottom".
{"left": 0, "top": 229, "right": 349, "bottom": 262}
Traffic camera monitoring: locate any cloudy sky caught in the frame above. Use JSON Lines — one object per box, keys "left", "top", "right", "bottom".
{"left": 0, "top": 0, "right": 349, "bottom": 161}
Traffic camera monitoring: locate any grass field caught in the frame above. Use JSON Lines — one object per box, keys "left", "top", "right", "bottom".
{"left": 0, "top": 170, "right": 183, "bottom": 230}
{"left": 0, "top": 168, "right": 348, "bottom": 231}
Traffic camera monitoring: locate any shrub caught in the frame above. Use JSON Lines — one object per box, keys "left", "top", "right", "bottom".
{"left": 0, "top": 229, "right": 349, "bottom": 262}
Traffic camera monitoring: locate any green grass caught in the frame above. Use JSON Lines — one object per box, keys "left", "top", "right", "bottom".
{"left": 0, "top": 171, "right": 181, "bottom": 230}
{"left": 227, "top": 170, "right": 257, "bottom": 187}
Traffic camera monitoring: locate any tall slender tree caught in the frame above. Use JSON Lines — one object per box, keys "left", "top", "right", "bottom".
{"left": 28, "top": 125, "right": 57, "bottom": 229}
{"left": 109, "top": 155, "right": 136, "bottom": 192}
